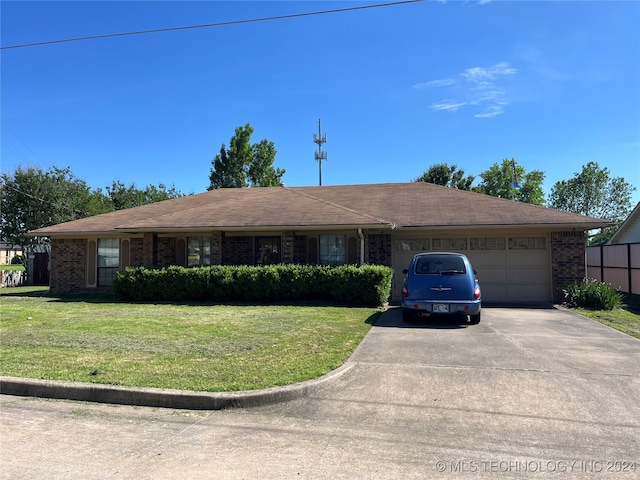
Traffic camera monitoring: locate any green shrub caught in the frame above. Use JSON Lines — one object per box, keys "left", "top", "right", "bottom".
{"left": 564, "top": 278, "right": 623, "bottom": 310}
{"left": 11, "top": 254, "right": 25, "bottom": 265}
{"left": 114, "top": 264, "right": 393, "bottom": 306}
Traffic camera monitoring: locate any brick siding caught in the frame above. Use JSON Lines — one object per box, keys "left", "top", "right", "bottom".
{"left": 366, "top": 233, "right": 392, "bottom": 266}
{"left": 130, "top": 237, "right": 144, "bottom": 266}
{"left": 293, "top": 235, "right": 307, "bottom": 263}
{"left": 157, "top": 237, "right": 176, "bottom": 267}
{"left": 49, "top": 238, "right": 87, "bottom": 294}
{"left": 551, "top": 230, "right": 587, "bottom": 303}
{"left": 222, "top": 235, "right": 253, "bottom": 265}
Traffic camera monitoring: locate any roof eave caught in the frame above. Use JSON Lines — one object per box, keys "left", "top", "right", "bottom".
{"left": 397, "top": 222, "right": 612, "bottom": 231}
{"left": 33, "top": 223, "right": 397, "bottom": 237}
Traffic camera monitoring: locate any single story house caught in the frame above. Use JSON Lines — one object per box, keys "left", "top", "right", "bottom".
{"left": 608, "top": 201, "right": 640, "bottom": 244}
{"left": 0, "top": 241, "right": 23, "bottom": 265}
{"left": 29, "top": 182, "right": 609, "bottom": 303}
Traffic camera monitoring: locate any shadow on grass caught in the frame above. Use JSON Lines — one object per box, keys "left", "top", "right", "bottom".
{"left": 3, "top": 288, "right": 388, "bottom": 317}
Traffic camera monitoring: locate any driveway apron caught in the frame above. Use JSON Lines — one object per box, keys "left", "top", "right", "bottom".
{"left": 1, "top": 307, "right": 639, "bottom": 479}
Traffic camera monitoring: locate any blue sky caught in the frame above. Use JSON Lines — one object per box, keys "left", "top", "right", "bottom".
{"left": 2, "top": 0, "right": 639, "bottom": 205}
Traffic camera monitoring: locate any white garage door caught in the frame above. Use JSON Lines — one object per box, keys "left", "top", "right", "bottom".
{"left": 391, "top": 236, "right": 551, "bottom": 303}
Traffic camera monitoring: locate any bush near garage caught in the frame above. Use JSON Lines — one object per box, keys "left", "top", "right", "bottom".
{"left": 564, "top": 278, "right": 624, "bottom": 310}
{"left": 113, "top": 264, "right": 393, "bottom": 306}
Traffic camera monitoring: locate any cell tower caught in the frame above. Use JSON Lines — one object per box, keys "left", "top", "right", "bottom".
{"left": 313, "top": 119, "right": 327, "bottom": 186}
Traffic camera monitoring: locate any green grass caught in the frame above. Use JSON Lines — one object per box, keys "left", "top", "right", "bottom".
{"left": 0, "top": 286, "right": 49, "bottom": 296}
{"left": 573, "top": 305, "right": 640, "bottom": 339}
{"left": 0, "top": 288, "right": 378, "bottom": 392}
{"left": 0, "top": 265, "right": 25, "bottom": 272}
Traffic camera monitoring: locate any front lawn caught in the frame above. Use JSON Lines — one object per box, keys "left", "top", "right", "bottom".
{"left": 573, "top": 305, "right": 640, "bottom": 339}
{"left": 0, "top": 289, "right": 378, "bottom": 391}
{"left": 0, "top": 265, "right": 25, "bottom": 272}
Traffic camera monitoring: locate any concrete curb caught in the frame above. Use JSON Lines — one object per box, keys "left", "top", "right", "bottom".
{"left": 0, "top": 362, "right": 354, "bottom": 410}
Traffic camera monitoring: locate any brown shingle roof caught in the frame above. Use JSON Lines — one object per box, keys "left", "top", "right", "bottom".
{"left": 28, "top": 182, "right": 610, "bottom": 236}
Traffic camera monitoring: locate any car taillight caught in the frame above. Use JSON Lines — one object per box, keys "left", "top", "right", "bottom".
{"left": 401, "top": 286, "right": 409, "bottom": 298}
{"left": 473, "top": 286, "right": 481, "bottom": 300}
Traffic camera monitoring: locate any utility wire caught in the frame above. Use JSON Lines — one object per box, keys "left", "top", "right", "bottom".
{"left": 1, "top": 181, "right": 86, "bottom": 217}
{"left": 1, "top": 0, "right": 423, "bottom": 51}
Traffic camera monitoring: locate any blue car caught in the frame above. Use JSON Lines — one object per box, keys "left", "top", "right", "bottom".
{"left": 401, "top": 252, "right": 481, "bottom": 324}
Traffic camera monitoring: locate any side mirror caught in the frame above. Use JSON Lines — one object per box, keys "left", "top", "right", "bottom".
{"left": 402, "top": 269, "right": 408, "bottom": 274}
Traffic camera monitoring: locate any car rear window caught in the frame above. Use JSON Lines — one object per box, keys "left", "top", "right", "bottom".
{"left": 415, "top": 255, "right": 466, "bottom": 275}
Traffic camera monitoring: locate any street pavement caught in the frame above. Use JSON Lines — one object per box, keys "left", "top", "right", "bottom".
{"left": 1, "top": 306, "right": 639, "bottom": 479}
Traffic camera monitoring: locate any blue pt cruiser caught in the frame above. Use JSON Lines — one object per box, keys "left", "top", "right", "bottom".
{"left": 401, "top": 252, "right": 481, "bottom": 324}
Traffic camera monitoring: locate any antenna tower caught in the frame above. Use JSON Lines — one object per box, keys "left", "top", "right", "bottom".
{"left": 313, "top": 119, "right": 327, "bottom": 186}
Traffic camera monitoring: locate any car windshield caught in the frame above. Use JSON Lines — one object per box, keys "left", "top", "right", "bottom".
{"left": 415, "top": 255, "right": 466, "bottom": 275}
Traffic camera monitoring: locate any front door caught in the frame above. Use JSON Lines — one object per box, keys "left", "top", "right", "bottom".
{"left": 33, "top": 252, "right": 50, "bottom": 286}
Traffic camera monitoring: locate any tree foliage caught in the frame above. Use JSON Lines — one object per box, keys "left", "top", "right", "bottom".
{"left": 548, "top": 161, "right": 636, "bottom": 244}
{"left": 0, "top": 166, "right": 109, "bottom": 248}
{"left": 208, "top": 123, "right": 285, "bottom": 190}
{"left": 106, "top": 180, "right": 183, "bottom": 210}
{"left": 414, "top": 163, "right": 475, "bottom": 190}
{"left": 548, "top": 161, "right": 635, "bottom": 221}
{"left": 0, "top": 166, "right": 184, "bottom": 249}
{"left": 474, "top": 158, "right": 546, "bottom": 205}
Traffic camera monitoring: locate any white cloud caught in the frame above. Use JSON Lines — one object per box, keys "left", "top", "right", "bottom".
{"left": 417, "top": 62, "right": 517, "bottom": 118}
{"left": 461, "top": 62, "right": 517, "bottom": 84}
{"left": 413, "top": 78, "right": 456, "bottom": 89}
{"left": 474, "top": 106, "right": 504, "bottom": 118}
{"left": 431, "top": 101, "right": 467, "bottom": 112}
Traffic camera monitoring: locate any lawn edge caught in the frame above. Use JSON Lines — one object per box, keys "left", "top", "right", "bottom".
{"left": 0, "top": 362, "right": 354, "bottom": 410}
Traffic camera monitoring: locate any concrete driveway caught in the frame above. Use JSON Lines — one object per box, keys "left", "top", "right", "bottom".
{"left": 1, "top": 306, "right": 639, "bottom": 479}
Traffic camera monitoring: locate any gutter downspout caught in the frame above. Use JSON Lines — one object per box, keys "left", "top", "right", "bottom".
{"left": 358, "top": 228, "right": 365, "bottom": 266}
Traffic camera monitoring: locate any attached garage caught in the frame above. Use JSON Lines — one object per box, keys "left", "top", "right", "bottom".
{"left": 391, "top": 233, "right": 551, "bottom": 303}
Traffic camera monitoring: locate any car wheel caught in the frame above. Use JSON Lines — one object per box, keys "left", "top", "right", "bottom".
{"left": 402, "top": 309, "right": 415, "bottom": 323}
{"left": 469, "top": 312, "right": 481, "bottom": 325}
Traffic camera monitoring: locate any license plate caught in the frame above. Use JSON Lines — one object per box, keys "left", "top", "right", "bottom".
{"left": 433, "top": 304, "right": 449, "bottom": 313}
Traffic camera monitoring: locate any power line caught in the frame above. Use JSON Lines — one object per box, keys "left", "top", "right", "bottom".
{"left": 1, "top": 0, "right": 423, "bottom": 51}
{"left": 0, "top": 181, "right": 86, "bottom": 217}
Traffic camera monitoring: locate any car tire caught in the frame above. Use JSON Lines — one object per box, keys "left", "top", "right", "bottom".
{"left": 469, "top": 312, "right": 481, "bottom": 325}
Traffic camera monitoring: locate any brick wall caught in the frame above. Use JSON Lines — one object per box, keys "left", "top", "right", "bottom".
{"left": 143, "top": 233, "right": 156, "bottom": 266}
{"left": 211, "top": 231, "right": 222, "bottom": 265}
{"left": 551, "top": 231, "right": 587, "bottom": 303}
{"left": 293, "top": 235, "right": 307, "bottom": 263}
{"left": 281, "top": 231, "right": 295, "bottom": 264}
{"left": 49, "top": 238, "right": 87, "bottom": 294}
{"left": 130, "top": 237, "right": 144, "bottom": 266}
{"left": 222, "top": 235, "right": 253, "bottom": 265}
{"left": 366, "top": 233, "right": 392, "bottom": 266}
{"left": 157, "top": 237, "right": 176, "bottom": 267}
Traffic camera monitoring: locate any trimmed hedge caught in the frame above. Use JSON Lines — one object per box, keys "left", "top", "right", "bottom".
{"left": 113, "top": 264, "right": 393, "bottom": 306}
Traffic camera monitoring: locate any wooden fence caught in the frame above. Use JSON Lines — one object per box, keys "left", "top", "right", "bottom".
{"left": 586, "top": 243, "right": 640, "bottom": 295}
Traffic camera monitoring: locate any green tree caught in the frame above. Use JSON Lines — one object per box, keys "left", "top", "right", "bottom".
{"left": 106, "top": 180, "right": 183, "bottom": 210}
{"left": 548, "top": 161, "right": 636, "bottom": 244}
{"left": 208, "top": 123, "right": 285, "bottom": 190}
{"left": 474, "top": 158, "right": 546, "bottom": 205}
{"left": 413, "top": 163, "right": 475, "bottom": 190}
{"left": 0, "top": 166, "right": 110, "bottom": 249}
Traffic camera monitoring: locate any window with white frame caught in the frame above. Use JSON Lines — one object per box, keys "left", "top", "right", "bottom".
{"left": 97, "top": 238, "right": 119, "bottom": 286}
{"left": 187, "top": 236, "right": 211, "bottom": 267}
{"left": 319, "top": 235, "right": 346, "bottom": 266}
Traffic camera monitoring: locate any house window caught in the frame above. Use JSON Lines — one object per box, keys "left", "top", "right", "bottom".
{"left": 509, "top": 237, "right": 546, "bottom": 250}
{"left": 470, "top": 237, "right": 506, "bottom": 250}
{"left": 187, "top": 236, "right": 211, "bottom": 266}
{"left": 97, "top": 238, "right": 119, "bottom": 287}
{"left": 319, "top": 235, "right": 346, "bottom": 266}
{"left": 432, "top": 238, "right": 468, "bottom": 251}
{"left": 256, "top": 237, "right": 280, "bottom": 265}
